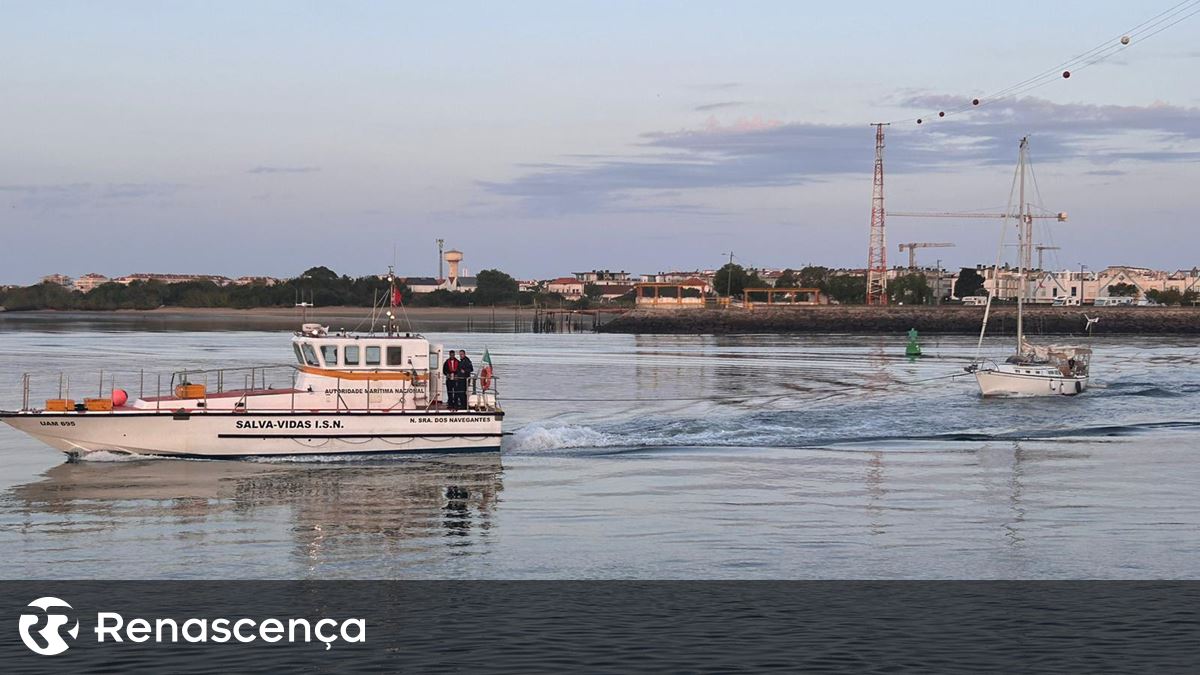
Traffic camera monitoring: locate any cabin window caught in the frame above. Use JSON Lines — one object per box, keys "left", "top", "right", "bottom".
{"left": 365, "top": 346, "right": 381, "bottom": 366}
{"left": 293, "top": 344, "right": 304, "bottom": 364}
{"left": 386, "top": 346, "right": 403, "bottom": 366}
{"left": 344, "top": 345, "right": 361, "bottom": 366}
{"left": 301, "top": 343, "right": 320, "bottom": 367}
{"left": 321, "top": 345, "right": 339, "bottom": 367}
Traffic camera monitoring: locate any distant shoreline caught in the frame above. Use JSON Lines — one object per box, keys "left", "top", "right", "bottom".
{"left": 0, "top": 305, "right": 536, "bottom": 332}
{"left": 600, "top": 306, "right": 1200, "bottom": 335}
{"left": 6, "top": 305, "right": 1200, "bottom": 336}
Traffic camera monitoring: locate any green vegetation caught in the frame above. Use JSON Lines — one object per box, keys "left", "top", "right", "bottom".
{"left": 0, "top": 266, "right": 568, "bottom": 311}
{"left": 888, "top": 273, "right": 933, "bottom": 305}
{"left": 773, "top": 269, "right": 798, "bottom": 288}
{"left": 954, "top": 267, "right": 986, "bottom": 299}
{"left": 713, "top": 263, "right": 763, "bottom": 297}
{"left": 823, "top": 275, "right": 866, "bottom": 304}
{"left": 784, "top": 266, "right": 864, "bottom": 304}
{"left": 1107, "top": 282, "right": 1140, "bottom": 297}
{"left": 1145, "top": 288, "right": 1200, "bottom": 306}
{"left": 472, "top": 269, "right": 520, "bottom": 305}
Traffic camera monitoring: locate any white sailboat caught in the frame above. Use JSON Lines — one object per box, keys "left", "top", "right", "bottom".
{"left": 967, "top": 137, "right": 1091, "bottom": 397}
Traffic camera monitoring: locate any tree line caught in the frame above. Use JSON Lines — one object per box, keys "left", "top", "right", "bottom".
{"left": 0, "top": 267, "right": 546, "bottom": 311}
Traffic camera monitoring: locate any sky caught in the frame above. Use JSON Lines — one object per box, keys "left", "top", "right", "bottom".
{"left": 2, "top": 0, "right": 1199, "bottom": 284}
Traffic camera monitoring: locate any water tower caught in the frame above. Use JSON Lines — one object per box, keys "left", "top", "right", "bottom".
{"left": 444, "top": 249, "right": 463, "bottom": 282}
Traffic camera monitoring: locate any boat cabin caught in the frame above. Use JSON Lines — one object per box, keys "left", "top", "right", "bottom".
{"left": 291, "top": 324, "right": 436, "bottom": 373}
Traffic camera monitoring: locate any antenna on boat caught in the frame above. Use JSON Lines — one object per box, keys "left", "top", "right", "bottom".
{"left": 382, "top": 265, "right": 414, "bottom": 336}
{"left": 294, "top": 288, "right": 313, "bottom": 324}
{"left": 385, "top": 266, "right": 397, "bottom": 336}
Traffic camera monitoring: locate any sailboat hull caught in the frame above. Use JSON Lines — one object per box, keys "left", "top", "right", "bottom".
{"left": 975, "top": 367, "right": 1088, "bottom": 397}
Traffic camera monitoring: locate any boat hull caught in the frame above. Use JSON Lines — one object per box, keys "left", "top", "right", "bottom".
{"left": 974, "top": 369, "right": 1088, "bottom": 397}
{"left": 0, "top": 410, "right": 503, "bottom": 458}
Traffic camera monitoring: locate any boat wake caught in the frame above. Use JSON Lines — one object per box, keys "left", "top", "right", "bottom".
{"left": 1098, "top": 381, "right": 1192, "bottom": 398}
{"left": 505, "top": 416, "right": 1200, "bottom": 455}
{"left": 71, "top": 450, "right": 144, "bottom": 463}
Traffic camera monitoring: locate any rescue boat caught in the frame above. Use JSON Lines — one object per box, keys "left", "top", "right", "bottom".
{"left": 0, "top": 278, "right": 503, "bottom": 459}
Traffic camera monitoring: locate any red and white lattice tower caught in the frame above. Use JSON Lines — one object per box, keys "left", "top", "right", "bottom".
{"left": 865, "top": 123, "right": 889, "bottom": 305}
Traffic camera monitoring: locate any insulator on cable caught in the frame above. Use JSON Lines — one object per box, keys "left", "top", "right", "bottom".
{"left": 916, "top": 118, "right": 923, "bottom": 124}
{"left": 1062, "top": 70, "right": 1071, "bottom": 78}
{"left": 1120, "top": 35, "right": 1130, "bottom": 45}
{"left": 972, "top": 98, "right": 980, "bottom": 106}
{"left": 938, "top": 111, "right": 945, "bottom": 117}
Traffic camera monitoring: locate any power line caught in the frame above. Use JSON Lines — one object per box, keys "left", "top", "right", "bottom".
{"left": 892, "top": 0, "right": 1200, "bottom": 127}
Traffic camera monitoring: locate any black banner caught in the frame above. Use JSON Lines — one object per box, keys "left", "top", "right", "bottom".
{"left": 3, "top": 582, "right": 1198, "bottom": 673}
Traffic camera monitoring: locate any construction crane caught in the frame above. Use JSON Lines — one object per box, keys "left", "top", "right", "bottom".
{"left": 888, "top": 210, "right": 1067, "bottom": 276}
{"left": 897, "top": 242, "right": 954, "bottom": 270}
{"left": 1035, "top": 245, "right": 1060, "bottom": 270}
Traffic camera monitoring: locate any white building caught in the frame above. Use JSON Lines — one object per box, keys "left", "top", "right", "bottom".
{"left": 73, "top": 273, "right": 111, "bottom": 292}
{"left": 547, "top": 277, "right": 585, "bottom": 297}
{"left": 41, "top": 273, "right": 73, "bottom": 288}
{"left": 114, "top": 273, "right": 233, "bottom": 286}
{"left": 573, "top": 270, "right": 632, "bottom": 286}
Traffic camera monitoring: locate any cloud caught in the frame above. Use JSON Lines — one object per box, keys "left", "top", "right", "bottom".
{"left": 481, "top": 95, "right": 1200, "bottom": 216}
{"left": 0, "top": 182, "right": 185, "bottom": 210}
{"left": 247, "top": 166, "right": 321, "bottom": 174}
{"left": 694, "top": 101, "right": 745, "bottom": 112}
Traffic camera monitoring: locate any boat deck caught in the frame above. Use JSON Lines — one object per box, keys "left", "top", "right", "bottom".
{"left": 138, "top": 387, "right": 302, "bottom": 403}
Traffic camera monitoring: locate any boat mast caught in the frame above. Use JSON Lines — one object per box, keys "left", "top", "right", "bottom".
{"left": 386, "top": 266, "right": 397, "bottom": 337}
{"left": 1016, "top": 137, "right": 1027, "bottom": 353}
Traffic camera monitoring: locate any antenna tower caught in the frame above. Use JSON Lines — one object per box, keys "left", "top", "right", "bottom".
{"left": 866, "top": 123, "right": 889, "bottom": 305}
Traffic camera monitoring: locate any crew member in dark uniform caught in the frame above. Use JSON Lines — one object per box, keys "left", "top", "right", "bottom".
{"left": 457, "top": 350, "right": 474, "bottom": 409}
{"left": 442, "top": 351, "right": 461, "bottom": 409}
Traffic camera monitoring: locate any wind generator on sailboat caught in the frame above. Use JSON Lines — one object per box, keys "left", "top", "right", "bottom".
{"left": 966, "top": 137, "right": 1091, "bottom": 397}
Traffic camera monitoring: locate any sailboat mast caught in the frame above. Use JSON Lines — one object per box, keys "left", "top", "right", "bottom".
{"left": 1016, "top": 137, "right": 1027, "bottom": 352}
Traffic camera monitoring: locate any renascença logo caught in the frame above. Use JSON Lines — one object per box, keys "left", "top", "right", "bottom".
{"left": 19, "top": 597, "right": 80, "bottom": 656}
{"left": 16, "top": 596, "right": 366, "bottom": 654}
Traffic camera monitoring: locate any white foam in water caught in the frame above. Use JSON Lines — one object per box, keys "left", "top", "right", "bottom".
{"left": 506, "top": 423, "right": 617, "bottom": 452}
{"left": 75, "top": 450, "right": 143, "bottom": 462}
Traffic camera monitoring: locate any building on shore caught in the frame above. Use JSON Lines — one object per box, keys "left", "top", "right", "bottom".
{"left": 635, "top": 278, "right": 710, "bottom": 308}
{"left": 546, "top": 277, "right": 585, "bottom": 297}
{"left": 402, "top": 277, "right": 441, "bottom": 294}
{"left": 595, "top": 284, "right": 637, "bottom": 301}
{"left": 73, "top": 273, "right": 111, "bottom": 292}
{"left": 41, "top": 273, "right": 73, "bottom": 288}
{"left": 573, "top": 270, "right": 633, "bottom": 287}
{"left": 980, "top": 264, "right": 1200, "bottom": 304}
{"left": 233, "top": 276, "right": 281, "bottom": 286}
{"left": 114, "top": 273, "right": 234, "bottom": 286}
{"left": 402, "top": 248, "right": 477, "bottom": 294}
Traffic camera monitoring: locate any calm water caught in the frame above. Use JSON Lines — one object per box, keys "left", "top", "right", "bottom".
{"left": 0, "top": 322, "right": 1198, "bottom": 579}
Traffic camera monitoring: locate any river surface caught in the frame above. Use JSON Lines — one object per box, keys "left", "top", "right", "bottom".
{"left": 0, "top": 320, "right": 1197, "bottom": 579}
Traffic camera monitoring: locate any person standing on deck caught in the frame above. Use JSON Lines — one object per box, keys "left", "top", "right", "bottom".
{"left": 442, "top": 351, "right": 461, "bottom": 409}
{"left": 457, "top": 350, "right": 474, "bottom": 409}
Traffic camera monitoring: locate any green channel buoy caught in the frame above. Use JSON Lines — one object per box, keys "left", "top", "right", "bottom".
{"left": 905, "top": 328, "right": 922, "bottom": 357}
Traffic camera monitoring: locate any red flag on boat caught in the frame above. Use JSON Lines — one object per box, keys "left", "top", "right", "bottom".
{"left": 391, "top": 287, "right": 402, "bottom": 307}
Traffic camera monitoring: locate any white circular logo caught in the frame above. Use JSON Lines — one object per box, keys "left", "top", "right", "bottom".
{"left": 18, "top": 597, "right": 79, "bottom": 656}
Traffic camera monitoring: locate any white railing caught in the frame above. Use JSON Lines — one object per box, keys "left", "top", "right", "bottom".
{"left": 15, "top": 367, "right": 501, "bottom": 414}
